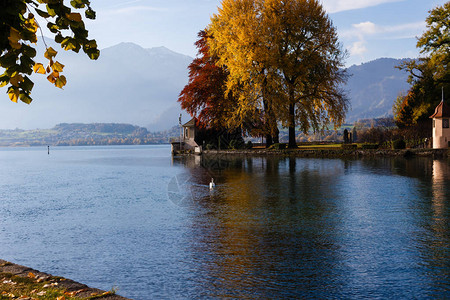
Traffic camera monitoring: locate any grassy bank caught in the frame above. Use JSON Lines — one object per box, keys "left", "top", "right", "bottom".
{"left": 0, "top": 260, "right": 128, "bottom": 300}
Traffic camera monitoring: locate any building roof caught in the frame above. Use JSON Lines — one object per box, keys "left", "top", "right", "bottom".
{"left": 182, "top": 117, "right": 196, "bottom": 127}
{"left": 430, "top": 101, "right": 450, "bottom": 118}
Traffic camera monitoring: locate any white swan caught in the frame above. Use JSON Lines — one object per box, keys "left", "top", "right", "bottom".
{"left": 209, "top": 178, "right": 215, "bottom": 190}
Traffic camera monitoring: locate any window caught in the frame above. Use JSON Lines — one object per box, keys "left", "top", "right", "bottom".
{"left": 443, "top": 119, "right": 449, "bottom": 129}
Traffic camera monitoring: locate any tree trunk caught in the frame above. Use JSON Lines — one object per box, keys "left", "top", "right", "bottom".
{"left": 288, "top": 103, "right": 297, "bottom": 148}
{"left": 265, "top": 134, "right": 273, "bottom": 148}
{"left": 263, "top": 98, "right": 274, "bottom": 148}
{"left": 273, "top": 127, "right": 280, "bottom": 144}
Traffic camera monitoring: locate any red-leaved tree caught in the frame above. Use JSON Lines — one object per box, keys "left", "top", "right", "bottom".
{"left": 178, "top": 31, "right": 234, "bottom": 130}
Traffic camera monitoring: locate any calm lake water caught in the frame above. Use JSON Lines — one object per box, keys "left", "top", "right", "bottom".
{"left": 0, "top": 145, "right": 448, "bottom": 299}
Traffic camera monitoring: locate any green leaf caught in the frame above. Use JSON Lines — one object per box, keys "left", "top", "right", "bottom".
{"left": 20, "top": 76, "right": 34, "bottom": 92}
{"left": 47, "top": 22, "right": 59, "bottom": 33}
{"left": 70, "top": 0, "right": 85, "bottom": 9}
{"left": 86, "top": 39, "right": 97, "bottom": 49}
{"left": 20, "top": 30, "right": 37, "bottom": 43}
{"left": 61, "top": 38, "right": 79, "bottom": 51}
{"left": 86, "top": 48, "right": 100, "bottom": 60}
{"left": 20, "top": 55, "right": 35, "bottom": 74}
{"left": 19, "top": 92, "right": 33, "bottom": 104}
{"left": 0, "top": 52, "right": 19, "bottom": 68}
{"left": 55, "top": 16, "right": 70, "bottom": 30}
{"left": 0, "top": 74, "right": 10, "bottom": 88}
{"left": 22, "top": 44, "right": 37, "bottom": 58}
{"left": 34, "top": 8, "right": 50, "bottom": 18}
{"left": 85, "top": 8, "right": 96, "bottom": 19}
{"left": 46, "top": 5, "right": 56, "bottom": 17}
{"left": 55, "top": 33, "right": 64, "bottom": 44}
{"left": 9, "top": 74, "right": 24, "bottom": 87}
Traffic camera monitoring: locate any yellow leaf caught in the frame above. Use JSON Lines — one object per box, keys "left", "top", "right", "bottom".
{"left": 52, "top": 61, "right": 65, "bottom": 72}
{"left": 26, "top": 15, "right": 39, "bottom": 33}
{"left": 8, "top": 27, "right": 20, "bottom": 43}
{"left": 9, "top": 41, "right": 22, "bottom": 49}
{"left": 57, "top": 296, "right": 66, "bottom": 300}
{"left": 10, "top": 74, "right": 24, "bottom": 87}
{"left": 47, "top": 73, "right": 57, "bottom": 84}
{"left": 8, "top": 88, "right": 19, "bottom": 103}
{"left": 28, "top": 272, "right": 36, "bottom": 278}
{"left": 55, "top": 75, "right": 67, "bottom": 89}
{"left": 33, "top": 63, "right": 46, "bottom": 74}
{"left": 8, "top": 28, "right": 22, "bottom": 49}
{"left": 44, "top": 47, "right": 58, "bottom": 60}
{"left": 66, "top": 12, "right": 82, "bottom": 22}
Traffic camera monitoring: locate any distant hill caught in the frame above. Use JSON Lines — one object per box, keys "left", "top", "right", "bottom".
{"left": 345, "top": 58, "right": 410, "bottom": 122}
{"left": 0, "top": 40, "right": 192, "bottom": 131}
{"left": 0, "top": 123, "right": 179, "bottom": 147}
{"left": 0, "top": 39, "right": 411, "bottom": 130}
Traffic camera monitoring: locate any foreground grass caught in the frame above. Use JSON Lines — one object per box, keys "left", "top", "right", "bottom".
{"left": 0, "top": 271, "right": 115, "bottom": 300}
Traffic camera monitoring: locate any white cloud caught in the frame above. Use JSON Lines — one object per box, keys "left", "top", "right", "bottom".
{"left": 349, "top": 41, "right": 367, "bottom": 56}
{"left": 353, "top": 21, "right": 378, "bottom": 35}
{"left": 342, "top": 21, "right": 426, "bottom": 39}
{"left": 322, "top": 0, "right": 404, "bottom": 13}
{"left": 342, "top": 20, "right": 426, "bottom": 62}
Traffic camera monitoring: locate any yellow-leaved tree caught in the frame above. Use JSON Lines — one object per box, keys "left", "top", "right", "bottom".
{"left": 209, "top": 0, "right": 280, "bottom": 145}
{"left": 209, "top": 0, "right": 348, "bottom": 148}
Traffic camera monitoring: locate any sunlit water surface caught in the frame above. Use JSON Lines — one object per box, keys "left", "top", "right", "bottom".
{"left": 0, "top": 145, "right": 448, "bottom": 299}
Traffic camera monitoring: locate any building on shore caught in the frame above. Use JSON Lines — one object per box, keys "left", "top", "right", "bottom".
{"left": 171, "top": 118, "right": 202, "bottom": 154}
{"left": 430, "top": 100, "right": 450, "bottom": 149}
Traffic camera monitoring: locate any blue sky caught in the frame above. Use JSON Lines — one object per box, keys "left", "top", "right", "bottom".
{"left": 76, "top": 0, "right": 446, "bottom": 66}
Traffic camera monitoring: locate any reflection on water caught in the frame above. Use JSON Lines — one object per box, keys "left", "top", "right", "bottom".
{"left": 0, "top": 147, "right": 448, "bottom": 299}
{"left": 173, "top": 155, "right": 449, "bottom": 298}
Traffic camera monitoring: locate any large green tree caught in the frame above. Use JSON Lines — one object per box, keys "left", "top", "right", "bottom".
{"left": 395, "top": 2, "right": 450, "bottom": 127}
{"left": 0, "top": 0, "right": 99, "bottom": 104}
{"left": 209, "top": 0, "right": 348, "bottom": 148}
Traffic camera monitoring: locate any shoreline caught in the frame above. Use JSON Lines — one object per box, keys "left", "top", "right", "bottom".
{"left": 200, "top": 148, "right": 449, "bottom": 158}
{"left": 0, "top": 259, "right": 129, "bottom": 299}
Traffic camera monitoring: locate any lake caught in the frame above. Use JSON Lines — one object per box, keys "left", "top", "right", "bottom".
{"left": 0, "top": 145, "right": 448, "bottom": 299}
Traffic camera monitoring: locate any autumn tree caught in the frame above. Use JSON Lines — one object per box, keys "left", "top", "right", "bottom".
{"left": 0, "top": 0, "right": 99, "bottom": 104}
{"left": 209, "top": 0, "right": 348, "bottom": 148}
{"left": 208, "top": 0, "right": 280, "bottom": 145}
{"left": 178, "top": 30, "right": 234, "bottom": 130}
{"left": 395, "top": 2, "right": 450, "bottom": 126}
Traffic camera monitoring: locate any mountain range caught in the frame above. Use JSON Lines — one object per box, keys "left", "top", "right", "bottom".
{"left": 0, "top": 40, "right": 411, "bottom": 130}
{"left": 345, "top": 58, "right": 410, "bottom": 122}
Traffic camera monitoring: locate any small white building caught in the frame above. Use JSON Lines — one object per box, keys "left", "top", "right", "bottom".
{"left": 171, "top": 117, "right": 201, "bottom": 154}
{"left": 182, "top": 118, "right": 197, "bottom": 144}
{"left": 430, "top": 100, "right": 450, "bottom": 149}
